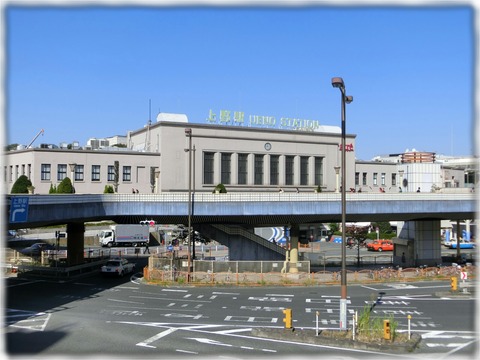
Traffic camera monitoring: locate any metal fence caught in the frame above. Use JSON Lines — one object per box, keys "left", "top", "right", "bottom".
{"left": 145, "top": 256, "right": 476, "bottom": 286}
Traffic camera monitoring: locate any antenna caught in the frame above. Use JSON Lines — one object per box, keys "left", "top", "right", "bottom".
{"left": 144, "top": 99, "right": 152, "bottom": 151}
{"left": 148, "top": 99, "right": 152, "bottom": 126}
{"left": 27, "top": 129, "right": 44, "bottom": 148}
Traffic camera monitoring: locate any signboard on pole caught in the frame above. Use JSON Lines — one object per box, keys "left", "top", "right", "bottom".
{"left": 10, "top": 197, "right": 29, "bottom": 223}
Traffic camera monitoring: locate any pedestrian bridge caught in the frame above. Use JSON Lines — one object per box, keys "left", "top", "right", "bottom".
{"left": 7, "top": 192, "right": 476, "bottom": 229}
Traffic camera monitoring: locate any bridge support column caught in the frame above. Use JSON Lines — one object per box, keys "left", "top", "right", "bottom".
{"left": 397, "top": 220, "right": 442, "bottom": 267}
{"left": 289, "top": 224, "right": 299, "bottom": 273}
{"left": 66, "top": 222, "right": 85, "bottom": 266}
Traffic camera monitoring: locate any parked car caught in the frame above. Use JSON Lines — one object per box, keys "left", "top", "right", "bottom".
{"left": 101, "top": 258, "right": 136, "bottom": 276}
{"left": 368, "top": 239, "right": 393, "bottom": 252}
{"left": 448, "top": 241, "right": 475, "bottom": 249}
{"left": 19, "top": 242, "right": 55, "bottom": 256}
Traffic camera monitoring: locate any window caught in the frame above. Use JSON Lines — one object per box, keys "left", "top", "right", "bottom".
{"left": 107, "top": 165, "right": 115, "bottom": 182}
{"left": 300, "top": 156, "right": 309, "bottom": 185}
{"left": 373, "top": 173, "right": 378, "bottom": 186}
{"left": 41, "top": 164, "right": 51, "bottom": 181}
{"left": 254, "top": 154, "right": 264, "bottom": 185}
{"left": 270, "top": 155, "right": 279, "bottom": 185}
{"left": 73, "top": 165, "right": 84, "bottom": 181}
{"left": 355, "top": 172, "right": 359, "bottom": 186}
{"left": 221, "top": 153, "right": 231, "bottom": 185}
{"left": 122, "top": 166, "right": 131, "bottom": 182}
{"left": 381, "top": 173, "right": 386, "bottom": 186}
{"left": 285, "top": 155, "right": 294, "bottom": 185}
{"left": 238, "top": 153, "right": 248, "bottom": 185}
{"left": 92, "top": 165, "right": 101, "bottom": 181}
{"left": 57, "top": 164, "right": 67, "bottom": 181}
{"left": 362, "top": 172, "right": 367, "bottom": 186}
{"left": 391, "top": 173, "right": 397, "bottom": 186}
{"left": 203, "top": 152, "right": 214, "bottom": 185}
{"left": 314, "top": 157, "right": 323, "bottom": 187}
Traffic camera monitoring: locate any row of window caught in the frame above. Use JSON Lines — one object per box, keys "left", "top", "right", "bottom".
{"left": 203, "top": 152, "right": 324, "bottom": 186}
{"left": 5, "top": 164, "right": 131, "bottom": 183}
{"left": 40, "top": 164, "right": 130, "bottom": 182}
{"left": 355, "top": 172, "right": 397, "bottom": 187}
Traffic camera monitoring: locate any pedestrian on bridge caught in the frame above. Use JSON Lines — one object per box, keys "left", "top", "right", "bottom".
{"left": 144, "top": 242, "right": 150, "bottom": 254}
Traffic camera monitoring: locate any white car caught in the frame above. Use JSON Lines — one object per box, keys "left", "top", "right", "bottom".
{"left": 101, "top": 258, "right": 136, "bottom": 276}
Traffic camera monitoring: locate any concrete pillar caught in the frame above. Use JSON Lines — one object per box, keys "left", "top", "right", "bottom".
{"left": 289, "top": 224, "right": 299, "bottom": 273}
{"left": 66, "top": 222, "right": 85, "bottom": 266}
{"left": 334, "top": 166, "right": 340, "bottom": 193}
{"left": 397, "top": 220, "right": 442, "bottom": 266}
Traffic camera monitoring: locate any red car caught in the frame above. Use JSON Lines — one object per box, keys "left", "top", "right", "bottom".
{"left": 368, "top": 240, "right": 393, "bottom": 252}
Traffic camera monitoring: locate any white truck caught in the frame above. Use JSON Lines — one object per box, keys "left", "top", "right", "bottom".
{"left": 99, "top": 224, "right": 150, "bottom": 247}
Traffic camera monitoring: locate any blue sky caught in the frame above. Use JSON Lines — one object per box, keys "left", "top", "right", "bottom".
{"left": 4, "top": 2, "right": 475, "bottom": 160}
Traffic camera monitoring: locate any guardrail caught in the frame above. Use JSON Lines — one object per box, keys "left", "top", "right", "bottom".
{"left": 12, "top": 192, "right": 475, "bottom": 204}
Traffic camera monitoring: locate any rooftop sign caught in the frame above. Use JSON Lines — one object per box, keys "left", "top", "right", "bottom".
{"left": 206, "top": 109, "right": 340, "bottom": 133}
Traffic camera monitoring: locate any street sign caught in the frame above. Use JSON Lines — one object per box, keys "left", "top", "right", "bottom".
{"left": 461, "top": 271, "right": 468, "bottom": 281}
{"left": 10, "top": 197, "right": 29, "bottom": 223}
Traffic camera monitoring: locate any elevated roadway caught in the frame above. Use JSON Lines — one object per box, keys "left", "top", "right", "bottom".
{"left": 6, "top": 192, "right": 476, "bottom": 229}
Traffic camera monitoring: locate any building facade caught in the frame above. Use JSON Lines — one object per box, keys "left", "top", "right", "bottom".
{"left": 4, "top": 113, "right": 476, "bottom": 195}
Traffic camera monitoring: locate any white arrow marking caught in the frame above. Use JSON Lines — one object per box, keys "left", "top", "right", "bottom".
{"left": 11, "top": 208, "right": 25, "bottom": 222}
{"left": 186, "top": 338, "right": 233, "bottom": 347}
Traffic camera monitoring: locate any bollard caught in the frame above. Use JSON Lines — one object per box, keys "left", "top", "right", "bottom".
{"left": 283, "top": 308, "right": 292, "bottom": 329}
{"left": 315, "top": 311, "right": 319, "bottom": 336}
{"left": 451, "top": 276, "right": 458, "bottom": 291}
{"left": 407, "top": 315, "right": 412, "bottom": 340}
{"left": 383, "top": 319, "right": 391, "bottom": 340}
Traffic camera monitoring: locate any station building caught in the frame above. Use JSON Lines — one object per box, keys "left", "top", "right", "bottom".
{"left": 4, "top": 112, "right": 474, "bottom": 196}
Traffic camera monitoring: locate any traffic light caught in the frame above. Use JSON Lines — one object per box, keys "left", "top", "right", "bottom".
{"left": 140, "top": 220, "right": 156, "bottom": 227}
{"left": 282, "top": 308, "right": 292, "bottom": 329}
{"left": 451, "top": 276, "right": 458, "bottom": 291}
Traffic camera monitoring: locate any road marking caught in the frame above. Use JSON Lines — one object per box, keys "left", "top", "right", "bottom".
{"left": 265, "top": 293, "right": 294, "bottom": 297}
{"left": 131, "top": 295, "right": 211, "bottom": 303}
{"left": 137, "top": 327, "right": 177, "bottom": 347}
{"left": 212, "top": 291, "right": 240, "bottom": 295}
{"left": 176, "top": 349, "right": 198, "bottom": 354}
{"left": 6, "top": 309, "right": 51, "bottom": 331}
{"left": 107, "top": 298, "right": 143, "bottom": 304}
{"left": 241, "top": 306, "right": 285, "bottom": 312}
{"left": 224, "top": 316, "right": 277, "bottom": 323}
{"left": 213, "top": 328, "right": 252, "bottom": 335}
{"left": 162, "top": 289, "right": 188, "bottom": 292}
{"left": 248, "top": 297, "right": 292, "bottom": 302}
{"left": 187, "top": 337, "right": 233, "bottom": 347}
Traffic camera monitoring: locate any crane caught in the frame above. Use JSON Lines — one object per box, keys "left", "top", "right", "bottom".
{"left": 27, "top": 129, "right": 44, "bottom": 148}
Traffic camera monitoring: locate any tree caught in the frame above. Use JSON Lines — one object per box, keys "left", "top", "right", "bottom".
{"left": 113, "top": 161, "right": 119, "bottom": 193}
{"left": 329, "top": 223, "right": 339, "bottom": 234}
{"left": 49, "top": 183, "right": 57, "bottom": 194}
{"left": 11, "top": 175, "right": 32, "bottom": 194}
{"left": 57, "top": 177, "right": 75, "bottom": 194}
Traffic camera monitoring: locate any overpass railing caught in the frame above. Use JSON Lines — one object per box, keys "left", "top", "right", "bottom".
{"left": 14, "top": 192, "right": 475, "bottom": 205}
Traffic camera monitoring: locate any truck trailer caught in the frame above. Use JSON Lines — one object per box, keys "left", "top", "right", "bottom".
{"left": 99, "top": 224, "right": 150, "bottom": 247}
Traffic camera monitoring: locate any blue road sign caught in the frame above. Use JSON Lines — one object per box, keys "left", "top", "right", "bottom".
{"left": 10, "top": 197, "right": 29, "bottom": 223}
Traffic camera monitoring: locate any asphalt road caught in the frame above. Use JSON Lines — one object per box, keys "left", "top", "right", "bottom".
{"left": 4, "top": 261, "right": 478, "bottom": 359}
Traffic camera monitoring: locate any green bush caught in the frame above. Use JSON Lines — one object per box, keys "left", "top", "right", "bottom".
{"left": 49, "top": 183, "right": 57, "bottom": 194}
{"left": 11, "top": 175, "right": 32, "bottom": 194}
{"left": 103, "top": 185, "right": 114, "bottom": 193}
{"left": 213, "top": 183, "right": 227, "bottom": 193}
{"left": 56, "top": 177, "right": 75, "bottom": 194}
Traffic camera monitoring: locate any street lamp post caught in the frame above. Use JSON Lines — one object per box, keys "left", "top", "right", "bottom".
{"left": 192, "top": 145, "right": 196, "bottom": 260}
{"left": 185, "top": 128, "right": 193, "bottom": 277}
{"left": 331, "top": 77, "right": 353, "bottom": 331}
